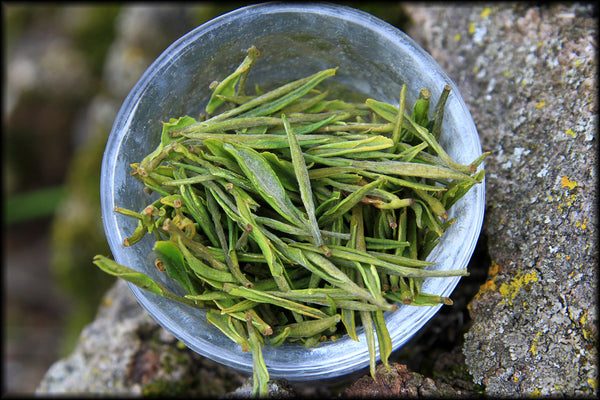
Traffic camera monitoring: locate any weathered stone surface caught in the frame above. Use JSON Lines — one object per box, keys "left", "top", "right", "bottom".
{"left": 35, "top": 279, "right": 151, "bottom": 395}
{"left": 406, "top": 4, "right": 597, "bottom": 397}
{"left": 35, "top": 279, "right": 248, "bottom": 396}
{"left": 345, "top": 363, "right": 473, "bottom": 398}
{"left": 226, "top": 379, "right": 296, "bottom": 398}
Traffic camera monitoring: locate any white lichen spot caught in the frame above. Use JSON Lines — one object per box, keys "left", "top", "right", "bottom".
{"left": 525, "top": 53, "right": 538, "bottom": 66}
{"left": 537, "top": 164, "right": 549, "bottom": 178}
{"left": 530, "top": 195, "right": 538, "bottom": 204}
{"left": 473, "top": 25, "right": 487, "bottom": 44}
{"left": 546, "top": 57, "right": 559, "bottom": 70}
{"left": 513, "top": 147, "right": 529, "bottom": 162}
{"left": 584, "top": 130, "right": 594, "bottom": 142}
{"left": 476, "top": 68, "right": 487, "bottom": 79}
{"left": 486, "top": 77, "right": 496, "bottom": 93}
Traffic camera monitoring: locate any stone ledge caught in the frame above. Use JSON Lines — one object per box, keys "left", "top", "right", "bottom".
{"left": 406, "top": 4, "right": 597, "bottom": 397}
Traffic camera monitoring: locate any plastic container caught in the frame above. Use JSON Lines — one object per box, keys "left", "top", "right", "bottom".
{"left": 100, "top": 2, "right": 485, "bottom": 381}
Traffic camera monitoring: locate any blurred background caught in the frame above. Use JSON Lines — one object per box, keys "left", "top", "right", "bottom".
{"left": 3, "top": 2, "right": 485, "bottom": 396}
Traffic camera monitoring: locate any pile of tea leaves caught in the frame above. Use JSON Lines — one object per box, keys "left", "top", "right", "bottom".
{"left": 94, "top": 46, "right": 487, "bottom": 396}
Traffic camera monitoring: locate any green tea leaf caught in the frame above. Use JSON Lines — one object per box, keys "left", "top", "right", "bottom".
{"left": 282, "top": 114, "right": 323, "bottom": 248}
{"left": 153, "top": 240, "right": 197, "bottom": 295}
{"left": 206, "top": 46, "right": 260, "bottom": 114}
{"left": 224, "top": 142, "right": 306, "bottom": 228}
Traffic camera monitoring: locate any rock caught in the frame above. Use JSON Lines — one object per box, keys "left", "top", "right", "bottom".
{"left": 226, "top": 379, "right": 296, "bottom": 398}
{"left": 406, "top": 4, "right": 597, "bottom": 397}
{"left": 345, "top": 363, "right": 472, "bottom": 398}
{"left": 35, "top": 279, "right": 151, "bottom": 395}
{"left": 35, "top": 279, "right": 247, "bottom": 396}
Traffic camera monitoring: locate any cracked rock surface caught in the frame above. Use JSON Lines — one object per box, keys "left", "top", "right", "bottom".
{"left": 406, "top": 3, "right": 597, "bottom": 396}
{"left": 35, "top": 280, "right": 247, "bottom": 396}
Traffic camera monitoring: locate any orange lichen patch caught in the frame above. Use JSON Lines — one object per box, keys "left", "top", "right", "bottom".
{"left": 481, "top": 7, "right": 492, "bottom": 18}
{"left": 560, "top": 176, "right": 578, "bottom": 190}
{"left": 487, "top": 260, "right": 499, "bottom": 276}
{"left": 587, "top": 377, "right": 597, "bottom": 390}
{"left": 575, "top": 218, "right": 588, "bottom": 230}
{"left": 535, "top": 101, "right": 546, "bottom": 109}
{"left": 467, "top": 261, "right": 501, "bottom": 313}
{"left": 478, "top": 279, "right": 497, "bottom": 293}
{"left": 566, "top": 128, "right": 577, "bottom": 138}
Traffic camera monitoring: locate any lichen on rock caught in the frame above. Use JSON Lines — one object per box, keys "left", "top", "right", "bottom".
{"left": 406, "top": 3, "right": 597, "bottom": 397}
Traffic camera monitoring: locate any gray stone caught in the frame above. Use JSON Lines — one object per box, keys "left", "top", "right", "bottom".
{"left": 35, "top": 279, "right": 151, "bottom": 395}
{"left": 35, "top": 279, "right": 249, "bottom": 396}
{"left": 226, "top": 379, "right": 296, "bottom": 398}
{"left": 406, "top": 3, "right": 597, "bottom": 397}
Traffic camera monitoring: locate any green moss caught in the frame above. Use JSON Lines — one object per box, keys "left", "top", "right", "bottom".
{"left": 432, "top": 358, "right": 485, "bottom": 395}
{"left": 142, "top": 378, "right": 196, "bottom": 397}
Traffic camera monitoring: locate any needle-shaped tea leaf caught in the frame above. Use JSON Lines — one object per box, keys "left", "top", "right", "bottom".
{"left": 139, "top": 116, "right": 197, "bottom": 176}
{"left": 92, "top": 255, "right": 201, "bottom": 307}
{"left": 237, "top": 68, "right": 337, "bottom": 118}
{"left": 206, "top": 189, "right": 253, "bottom": 287}
{"left": 224, "top": 142, "right": 306, "bottom": 228}
{"left": 306, "top": 136, "right": 393, "bottom": 157}
{"left": 274, "top": 314, "right": 341, "bottom": 338}
{"left": 206, "top": 46, "right": 260, "bottom": 114}
{"left": 373, "top": 309, "right": 392, "bottom": 371}
{"left": 429, "top": 84, "right": 451, "bottom": 140}
{"left": 153, "top": 240, "right": 198, "bottom": 295}
{"left": 391, "top": 84, "right": 407, "bottom": 148}
{"left": 176, "top": 237, "right": 237, "bottom": 283}
{"left": 412, "top": 87, "right": 431, "bottom": 128}
{"left": 206, "top": 310, "right": 251, "bottom": 352}
{"left": 224, "top": 284, "right": 329, "bottom": 319}
{"left": 245, "top": 312, "right": 270, "bottom": 397}
{"left": 282, "top": 114, "right": 323, "bottom": 249}
{"left": 318, "top": 177, "right": 384, "bottom": 226}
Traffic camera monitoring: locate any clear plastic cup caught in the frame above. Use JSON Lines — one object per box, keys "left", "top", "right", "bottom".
{"left": 101, "top": 2, "right": 485, "bottom": 381}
